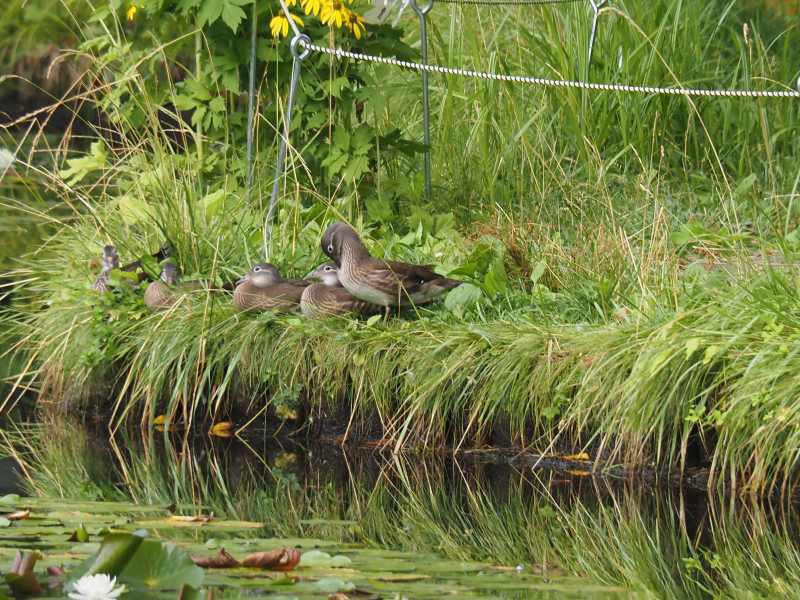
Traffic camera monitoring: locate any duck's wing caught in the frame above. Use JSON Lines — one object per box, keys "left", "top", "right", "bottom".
{"left": 327, "top": 286, "right": 382, "bottom": 316}
{"left": 381, "top": 260, "right": 443, "bottom": 294}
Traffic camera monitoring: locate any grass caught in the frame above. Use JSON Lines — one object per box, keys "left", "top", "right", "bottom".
{"left": 2, "top": 0, "right": 800, "bottom": 492}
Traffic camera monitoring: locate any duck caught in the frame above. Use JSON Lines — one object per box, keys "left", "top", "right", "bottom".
{"left": 301, "top": 262, "right": 382, "bottom": 318}
{"left": 144, "top": 263, "right": 202, "bottom": 311}
{"left": 320, "top": 222, "right": 460, "bottom": 316}
{"left": 90, "top": 244, "right": 120, "bottom": 292}
{"left": 233, "top": 263, "right": 310, "bottom": 312}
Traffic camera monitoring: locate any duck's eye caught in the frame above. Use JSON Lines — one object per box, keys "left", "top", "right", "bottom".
{"left": 324, "top": 266, "right": 334, "bottom": 272}
{"left": 253, "top": 266, "right": 262, "bottom": 272}
{"left": 327, "top": 243, "right": 334, "bottom": 253}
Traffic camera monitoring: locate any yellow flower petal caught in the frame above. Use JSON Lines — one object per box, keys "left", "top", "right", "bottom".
{"left": 126, "top": 5, "right": 137, "bottom": 21}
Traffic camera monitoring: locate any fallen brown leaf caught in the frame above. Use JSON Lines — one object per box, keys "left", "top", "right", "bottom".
{"left": 328, "top": 594, "right": 350, "bottom": 600}
{"left": 241, "top": 548, "right": 301, "bottom": 571}
{"left": 6, "top": 510, "right": 30, "bottom": 521}
{"left": 209, "top": 421, "right": 234, "bottom": 437}
{"left": 562, "top": 452, "right": 590, "bottom": 462}
{"left": 191, "top": 548, "right": 239, "bottom": 569}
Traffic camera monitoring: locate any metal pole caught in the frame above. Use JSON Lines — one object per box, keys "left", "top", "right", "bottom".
{"left": 409, "top": 0, "right": 434, "bottom": 202}
{"left": 586, "top": 0, "right": 607, "bottom": 80}
{"left": 246, "top": 1, "right": 258, "bottom": 196}
{"left": 265, "top": 33, "right": 311, "bottom": 259}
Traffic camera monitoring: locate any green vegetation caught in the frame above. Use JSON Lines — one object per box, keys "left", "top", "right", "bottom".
{"left": 2, "top": 0, "right": 800, "bottom": 492}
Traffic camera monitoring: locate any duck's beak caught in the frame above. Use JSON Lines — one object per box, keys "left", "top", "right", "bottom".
{"left": 304, "top": 267, "right": 320, "bottom": 279}
{"left": 236, "top": 275, "right": 247, "bottom": 286}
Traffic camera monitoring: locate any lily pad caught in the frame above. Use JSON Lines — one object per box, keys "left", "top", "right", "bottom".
{"left": 299, "top": 549, "right": 352, "bottom": 568}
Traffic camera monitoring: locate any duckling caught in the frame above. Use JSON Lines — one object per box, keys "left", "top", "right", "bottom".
{"left": 301, "top": 262, "right": 381, "bottom": 318}
{"left": 233, "top": 263, "right": 309, "bottom": 312}
{"left": 144, "top": 263, "right": 202, "bottom": 311}
{"left": 91, "top": 245, "right": 120, "bottom": 292}
{"left": 320, "top": 222, "right": 460, "bottom": 316}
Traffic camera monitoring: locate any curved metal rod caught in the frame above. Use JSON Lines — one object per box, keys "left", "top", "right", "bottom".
{"left": 409, "top": 0, "right": 433, "bottom": 201}
{"left": 265, "top": 33, "right": 312, "bottom": 259}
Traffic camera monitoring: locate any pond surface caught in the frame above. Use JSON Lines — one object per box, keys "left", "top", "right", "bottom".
{"left": 1, "top": 422, "right": 800, "bottom": 598}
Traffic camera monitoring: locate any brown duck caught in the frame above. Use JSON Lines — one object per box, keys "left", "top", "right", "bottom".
{"left": 320, "top": 222, "right": 460, "bottom": 315}
{"left": 301, "top": 262, "right": 381, "bottom": 319}
{"left": 90, "top": 245, "right": 120, "bottom": 292}
{"left": 144, "top": 263, "right": 202, "bottom": 311}
{"left": 233, "top": 263, "right": 309, "bottom": 312}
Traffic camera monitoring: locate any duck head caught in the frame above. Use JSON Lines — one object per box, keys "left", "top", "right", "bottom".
{"left": 101, "top": 245, "right": 119, "bottom": 271}
{"left": 160, "top": 263, "right": 180, "bottom": 285}
{"left": 238, "top": 263, "right": 281, "bottom": 288}
{"left": 321, "top": 222, "right": 363, "bottom": 265}
{"left": 305, "top": 262, "right": 341, "bottom": 287}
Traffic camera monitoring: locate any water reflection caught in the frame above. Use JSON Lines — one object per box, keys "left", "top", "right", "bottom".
{"left": 6, "top": 421, "right": 800, "bottom": 598}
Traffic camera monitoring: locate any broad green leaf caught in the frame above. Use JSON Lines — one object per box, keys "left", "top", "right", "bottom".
{"left": 119, "top": 539, "right": 204, "bottom": 590}
{"left": 221, "top": 2, "right": 246, "bottom": 31}
{"left": 299, "top": 550, "right": 352, "bottom": 568}
{"left": 685, "top": 338, "right": 702, "bottom": 359}
{"left": 201, "top": 189, "right": 227, "bottom": 220}
{"left": 0, "top": 494, "right": 20, "bottom": 505}
{"left": 366, "top": 314, "right": 382, "bottom": 327}
{"left": 117, "top": 195, "right": 152, "bottom": 225}
{"left": 530, "top": 261, "right": 546, "bottom": 284}
{"left": 59, "top": 141, "right": 107, "bottom": 185}
{"left": 198, "top": 0, "right": 224, "bottom": 26}
{"left": 69, "top": 531, "right": 146, "bottom": 582}
{"left": 444, "top": 283, "right": 483, "bottom": 315}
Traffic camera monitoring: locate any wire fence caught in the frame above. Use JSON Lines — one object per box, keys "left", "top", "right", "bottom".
{"left": 259, "top": 0, "right": 800, "bottom": 257}
{"left": 301, "top": 41, "right": 800, "bottom": 98}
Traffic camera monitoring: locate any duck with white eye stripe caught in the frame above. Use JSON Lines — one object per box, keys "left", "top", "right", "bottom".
{"left": 301, "top": 262, "right": 381, "bottom": 319}
{"left": 233, "top": 263, "right": 309, "bottom": 312}
{"left": 320, "top": 221, "right": 461, "bottom": 318}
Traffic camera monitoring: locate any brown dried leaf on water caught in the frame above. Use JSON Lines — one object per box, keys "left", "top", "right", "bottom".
{"left": 562, "top": 452, "right": 590, "bottom": 462}
{"left": 241, "top": 548, "right": 301, "bottom": 571}
{"left": 6, "top": 509, "right": 30, "bottom": 521}
{"left": 170, "top": 514, "right": 213, "bottom": 524}
{"left": 191, "top": 548, "right": 239, "bottom": 569}
{"left": 208, "top": 421, "right": 234, "bottom": 437}
{"left": 566, "top": 469, "right": 592, "bottom": 477}
{"left": 6, "top": 551, "right": 44, "bottom": 595}
{"left": 328, "top": 594, "right": 350, "bottom": 600}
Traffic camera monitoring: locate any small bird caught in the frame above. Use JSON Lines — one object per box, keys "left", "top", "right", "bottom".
{"left": 320, "top": 222, "right": 460, "bottom": 317}
{"left": 144, "top": 263, "right": 201, "bottom": 311}
{"left": 301, "top": 262, "right": 381, "bottom": 319}
{"left": 91, "top": 245, "right": 120, "bottom": 292}
{"left": 233, "top": 263, "right": 309, "bottom": 312}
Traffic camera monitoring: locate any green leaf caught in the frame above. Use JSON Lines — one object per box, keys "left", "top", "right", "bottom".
{"left": 529, "top": 261, "right": 546, "bottom": 284}
{"left": 119, "top": 539, "right": 204, "bottom": 590}
{"left": 444, "top": 283, "right": 483, "bottom": 316}
{"left": 69, "top": 531, "right": 146, "bottom": 582}
{"left": 366, "top": 314, "right": 382, "bottom": 327}
{"left": 201, "top": 189, "right": 227, "bottom": 220}
{"left": 299, "top": 550, "right": 352, "bottom": 568}
{"left": 0, "top": 517, "right": 11, "bottom": 528}
{"left": 59, "top": 141, "right": 107, "bottom": 185}
{"left": 365, "top": 196, "right": 393, "bottom": 223}
{"left": 483, "top": 257, "right": 508, "bottom": 297}
{"left": 198, "top": 0, "right": 224, "bottom": 26}
{"left": 209, "top": 96, "right": 226, "bottom": 113}
{"left": 0, "top": 494, "right": 20, "bottom": 505}
{"left": 733, "top": 173, "right": 757, "bottom": 198}
{"left": 313, "top": 577, "right": 355, "bottom": 593}
{"left": 221, "top": 2, "right": 246, "bottom": 31}
{"left": 703, "top": 345, "right": 720, "bottom": 365}
{"left": 341, "top": 155, "right": 369, "bottom": 181}
{"left": 117, "top": 195, "right": 152, "bottom": 226}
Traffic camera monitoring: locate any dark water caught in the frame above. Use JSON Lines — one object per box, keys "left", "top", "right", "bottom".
{"left": 2, "top": 421, "right": 800, "bottom": 598}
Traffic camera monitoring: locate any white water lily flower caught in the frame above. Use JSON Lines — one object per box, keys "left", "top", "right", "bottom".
{"left": 68, "top": 574, "right": 127, "bottom": 600}
{"left": 0, "top": 148, "right": 14, "bottom": 170}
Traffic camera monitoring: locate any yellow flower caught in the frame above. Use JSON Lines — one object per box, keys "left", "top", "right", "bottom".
{"left": 302, "top": 0, "right": 323, "bottom": 16}
{"left": 345, "top": 11, "right": 365, "bottom": 39}
{"left": 269, "top": 13, "right": 304, "bottom": 38}
{"left": 320, "top": 0, "right": 349, "bottom": 29}
{"left": 126, "top": 4, "right": 138, "bottom": 21}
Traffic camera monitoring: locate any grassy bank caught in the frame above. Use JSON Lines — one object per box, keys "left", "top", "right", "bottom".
{"left": 2, "top": 0, "right": 800, "bottom": 491}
